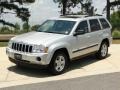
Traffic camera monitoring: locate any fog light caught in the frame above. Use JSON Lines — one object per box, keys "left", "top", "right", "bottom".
{"left": 36, "top": 57, "right": 41, "bottom": 61}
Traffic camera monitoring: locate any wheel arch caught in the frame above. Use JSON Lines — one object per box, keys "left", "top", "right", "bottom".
{"left": 53, "top": 48, "right": 70, "bottom": 60}
{"left": 48, "top": 47, "right": 70, "bottom": 75}
{"left": 101, "top": 38, "right": 110, "bottom": 47}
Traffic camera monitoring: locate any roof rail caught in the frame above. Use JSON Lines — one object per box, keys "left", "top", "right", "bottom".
{"left": 60, "top": 14, "right": 103, "bottom": 18}
{"left": 60, "top": 15, "right": 88, "bottom": 18}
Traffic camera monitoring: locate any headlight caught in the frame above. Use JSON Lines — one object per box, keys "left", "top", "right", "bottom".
{"left": 32, "top": 45, "right": 48, "bottom": 53}
{"left": 8, "top": 41, "right": 12, "bottom": 48}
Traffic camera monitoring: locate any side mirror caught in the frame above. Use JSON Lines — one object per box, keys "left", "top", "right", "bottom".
{"left": 73, "top": 29, "right": 85, "bottom": 36}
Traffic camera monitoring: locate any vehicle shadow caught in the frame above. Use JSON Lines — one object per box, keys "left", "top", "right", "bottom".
{"left": 8, "top": 66, "right": 52, "bottom": 78}
{"left": 68, "top": 54, "right": 111, "bottom": 71}
{"left": 8, "top": 54, "right": 111, "bottom": 78}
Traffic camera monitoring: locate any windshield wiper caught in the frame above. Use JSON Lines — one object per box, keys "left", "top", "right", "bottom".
{"left": 37, "top": 31, "right": 65, "bottom": 35}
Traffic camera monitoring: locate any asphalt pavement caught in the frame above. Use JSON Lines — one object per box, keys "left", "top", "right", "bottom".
{"left": 1, "top": 72, "right": 120, "bottom": 90}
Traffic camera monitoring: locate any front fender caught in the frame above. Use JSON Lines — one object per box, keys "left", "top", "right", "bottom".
{"left": 46, "top": 42, "right": 72, "bottom": 64}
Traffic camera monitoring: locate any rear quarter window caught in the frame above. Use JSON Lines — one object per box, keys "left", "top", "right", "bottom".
{"left": 100, "top": 18, "right": 110, "bottom": 29}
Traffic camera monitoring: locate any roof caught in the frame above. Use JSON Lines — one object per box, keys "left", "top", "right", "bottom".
{"left": 49, "top": 15, "right": 106, "bottom": 22}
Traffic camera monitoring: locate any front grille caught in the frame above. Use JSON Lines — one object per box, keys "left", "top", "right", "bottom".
{"left": 11, "top": 42, "right": 33, "bottom": 53}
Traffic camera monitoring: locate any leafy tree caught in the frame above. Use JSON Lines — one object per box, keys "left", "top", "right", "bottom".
{"left": 53, "top": 0, "right": 67, "bottom": 15}
{"left": 14, "top": 23, "right": 20, "bottom": 33}
{"left": 78, "top": 0, "right": 96, "bottom": 15}
{"left": 110, "top": 11, "right": 120, "bottom": 31}
{"left": 54, "top": 0, "right": 82, "bottom": 15}
{"left": 22, "top": 22, "right": 30, "bottom": 32}
{"left": 53, "top": 0, "right": 95, "bottom": 15}
{"left": 0, "top": 26, "right": 10, "bottom": 33}
{"left": 103, "top": 0, "right": 120, "bottom": 20}
{"left": 31, "top": 25, "right": 40, "bottom": 31}
{"left": 0, "top": 0, "right": 35, "bottom": 27}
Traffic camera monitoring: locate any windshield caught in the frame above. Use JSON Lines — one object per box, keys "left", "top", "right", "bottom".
{"left": 37, "top": 20, "right": 76, "bottom": 35}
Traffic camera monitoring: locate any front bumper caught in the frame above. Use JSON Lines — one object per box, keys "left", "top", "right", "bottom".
{"left": 9, "top": 57, "right": 48, "bottom": 69}
{"left": 6, "top": 48, "right": 49, "bottom": 66}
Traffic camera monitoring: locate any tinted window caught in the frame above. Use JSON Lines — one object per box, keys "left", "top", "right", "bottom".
{"left": 100, "top": 18, "right": 110, "bottom": 29}
{"left": 89, "top": 19, "right": 101, "bottom": 32}
{"left": 37, "top": 20, "right": 75, "bottom": 35}
{"left": 76, "top": 21, "right": 88, "bottom": 33}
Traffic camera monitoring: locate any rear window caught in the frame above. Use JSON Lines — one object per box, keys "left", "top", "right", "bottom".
{"left": 100, "top": 18, "right": 110, "bottom": 29}
{"left": 89, "top": 19, "right": 101, "bottom": 32}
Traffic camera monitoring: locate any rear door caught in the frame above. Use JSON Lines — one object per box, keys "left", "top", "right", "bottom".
{"left": 87, "top": 19, "right": 102, "bottom": 52}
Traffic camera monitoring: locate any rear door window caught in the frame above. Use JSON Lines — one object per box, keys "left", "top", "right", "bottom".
{"left": 100, "top": 18, "right": 110, "bottom": 29}
{"left": 89, "top": 19, "right": 101, "bottom": 32}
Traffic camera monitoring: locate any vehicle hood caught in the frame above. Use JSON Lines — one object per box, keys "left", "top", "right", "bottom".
{"left": 11, "top": 31, "right": 67, "bottom": 46}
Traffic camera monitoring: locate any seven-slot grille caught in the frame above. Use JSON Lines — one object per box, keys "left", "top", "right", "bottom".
{"left": 11, "top": 42, "right": 33, "bottom": 53}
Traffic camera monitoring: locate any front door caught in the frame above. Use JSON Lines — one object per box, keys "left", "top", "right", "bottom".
{"left": 72, "top": 20, "right": 90, "bottom": 58}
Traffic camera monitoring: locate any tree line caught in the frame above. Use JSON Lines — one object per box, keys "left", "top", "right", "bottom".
{"left": 0, "top": 0, "right": 35, "bottom": 27}
{"left": 54, "top": 0, "right": 120, "bottom": 20}
{"left": 0, "top": 0, "right": 120, "bottom": 32}
{"left": 0, "top": 22, "right": 40, "bottom": 34}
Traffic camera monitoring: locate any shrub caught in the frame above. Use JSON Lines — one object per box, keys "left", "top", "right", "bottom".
{"left": 112, "top": 30, "right": 120, "bottom": 39}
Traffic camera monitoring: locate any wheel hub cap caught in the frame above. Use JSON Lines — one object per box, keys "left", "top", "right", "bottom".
{"left": 101, "top": 44, "right": 107, "bottom": 57}
{"left": 55, "top": 55, "right": 65, "bottom": 72}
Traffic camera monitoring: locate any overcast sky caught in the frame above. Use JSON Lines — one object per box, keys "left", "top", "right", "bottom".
{"left": 2, "top": 0, "right": 107, "bottom": 26}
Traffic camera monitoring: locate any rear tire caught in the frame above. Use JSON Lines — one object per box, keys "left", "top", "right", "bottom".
{"left": 49, "top": 51, "right": 69, "bottom": 75}
{"left": 96, "top": 41, "right": 108, "bottom": 59}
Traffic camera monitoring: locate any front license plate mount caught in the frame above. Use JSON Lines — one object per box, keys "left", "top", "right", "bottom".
{"left": 14, "top": 53, "right": 22, "bottom": 60}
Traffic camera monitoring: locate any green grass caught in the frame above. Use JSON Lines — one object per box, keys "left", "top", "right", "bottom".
{"left": 0, "top": 42, "right": 8, "bottom": 47}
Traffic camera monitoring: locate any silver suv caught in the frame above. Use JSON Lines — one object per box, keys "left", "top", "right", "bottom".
{"left": 6, "top": 15, "right": 112, "bottom": 75}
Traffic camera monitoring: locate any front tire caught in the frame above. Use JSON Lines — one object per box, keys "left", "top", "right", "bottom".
{"left": 96, "top": 41, "right": 108, "bottom": 59}
{"left": 49, "top": 51, "right": 68, "bottom": 75}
